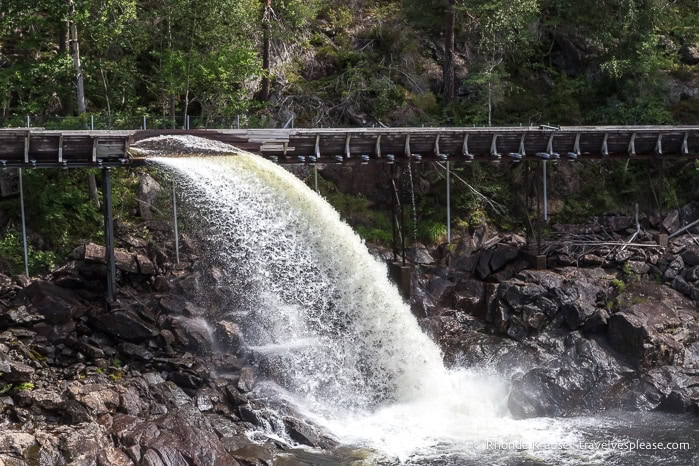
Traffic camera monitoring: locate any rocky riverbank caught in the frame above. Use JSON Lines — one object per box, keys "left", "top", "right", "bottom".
{"left": 410, "top": 211, "right": 699, "bottom": 419}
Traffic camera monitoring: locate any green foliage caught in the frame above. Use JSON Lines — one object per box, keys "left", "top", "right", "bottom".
{"left": 14, "top": 382, "right": 34, "bottom": 391}
{"left": 0, "top": 230, "right": 58, "bottom": 276}
{"left": 417, "top": 220, "right": 447, "bottom": 244}
{"left": 310, "top": 174, "right": 393, "bottom": 245}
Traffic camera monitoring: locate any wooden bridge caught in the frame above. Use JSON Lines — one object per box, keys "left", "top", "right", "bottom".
{"left": 1, "top": 125, "right": 696, "bottom": 302}
{"left": 1, "top": 125, "right": 698, "bottom": 168}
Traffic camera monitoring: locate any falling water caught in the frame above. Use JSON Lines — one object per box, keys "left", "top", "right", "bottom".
{"left": 151, "top": 148, "right": 698, "bottom": 465}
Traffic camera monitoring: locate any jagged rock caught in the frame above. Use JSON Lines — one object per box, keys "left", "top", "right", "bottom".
{"left": 282, "top": 417, "right": 336, "bottom": 449}
{"left": 598, "top": 215, "right": 634, "bottom": 232}
{"left": 115, "top": 249, "right": 139, "bottom": 273}
{"left": 426, "top": 276, "right": 455, "bottom": 307}
{"left": 508, "top": 335, "right": 630, "bottom": 418}
{"left": 453, "top": 279, "right": 486, "bottom": 317}
{"left": 662, "top": 210, "right": 681, "bottom": 234}
{"left": 489, "top": 244, "right": 520, "bottom": 273}
{"left": 136, "top": 254, "right": 156, "bottom": 275}
{"left": 214, "top": 321, "right": 243, "bottom": 351}
{"left": 0, "top": 357, "right": 34, "bottom": 383}
{"left": 153, "top": 276, "right": 171, "bottom": 292}
{"left": 136, "top": 173, "right": 162, "bottom": 220}
{"left": 17, "top": 281, "right": 82, "bottom": 326}
{"left": 83, "top": 243, "right": 107, "bottom": 263}
{"left": 626, "top": 260, "right": 650, "bottom": 275}
{"left": 237, "top": 367, "right": 255, "bottom": 393}
{"left": 15, "top": 275, "right": 31, "bottom": 288}
{"left": 686, "top": 266, "right": 699, "bottom": 283}
{"left": 119, "top": 342, "right": 154, "bottom": 361}
{"left": 680, "top": 42, "right": 699, "bottom": 65}
{"left": 682, "top": 245, "right": 699, "bottom": 267}
{"left": 159, "top": 296, "right": 187, "bottom": 315}
{"left": 0, "top": 273, "right": 14, "bottom": 296}
{"left": 663, "top": 255, "right": 684, "bottom": 281}
{"left": 0, "top": 305, "right": 45, "bottom": 328}
{"left": 0, "top": 432, "right": 38, "bottom": 458}
{"left": 451, "top": 252, "right": 479, "bottom": 274}
{"left": 67, "top": 383, "right": 120, "bottom": 416}
{"left": 408, "top": 243, "right": 435, "bottom": 264}
{"left": 672, "top": 276, "right": 692, "bottom": 297}
{"left": 607, "top": 281, "right": 698, "bottom": 370}
{"left": 91, "top": 310, "right": 158, "bottom": 342}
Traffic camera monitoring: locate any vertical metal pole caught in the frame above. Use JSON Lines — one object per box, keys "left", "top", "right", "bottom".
{"left": 102, "top": 168, "right": 116, "bottom": 302}
{"left": 236, "top": 115, "right": 240, "bottom": 129}
{"left": 659, "top": 159, "right": 664, "bottom": 218}
{"left": 400, "top": 167, "right": 406, "bottom": 266}
{"left": 18, "top": 169, "right": 29, "bottom": 276}
{"left": 25, "top": 116, "right": 29, "bottom": 128}
{"left": 314, "top": 166, "right": 319, "bottom": 194}
{"left": 543, "top": 160, "right": 548, "bottom": 222}
{"left": 90, "top": 115, "right": 94, "bottom": 130}
{"left": 186, "top": 115, "right": 190, "bottom": 130}
{"left": 143, "top": 115, "right": 147, "bottom": 130}
{"left": 536, "top": 164, "right": 542, "bottom": 254}
{"left": 446, "top": 160, "right": 451, "bottom": 243}
{"left": 172, "top": 180, "right": 180, "bottom": 264}
{"left": 391, "top": 164, "right": 397, "bottom": 262}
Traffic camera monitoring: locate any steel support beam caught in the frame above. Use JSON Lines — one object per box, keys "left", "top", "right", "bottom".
{"left": 102, "top": 168, "right": 116, "bottom": 302}
{"left": 446, "top": 160, "right": 451, "bottom": 243}
{"left": 543, "top": 160, "right": 548, "bottom": 222}
{"left": 18, "top": 168, "right": 29, "bottom": 276}
{"left": 172, "top": 180, "right": 180, "bottom": 264}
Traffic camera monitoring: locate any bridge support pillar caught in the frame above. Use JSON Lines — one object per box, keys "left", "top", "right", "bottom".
{"left": 102, "top": 168, "right": 117, "bottom": 302}
{"left": 446, "top": 160, "right": 451, "bottom": 243}
{"left": 18, "top": 168, "right": 29, "bottom": 276}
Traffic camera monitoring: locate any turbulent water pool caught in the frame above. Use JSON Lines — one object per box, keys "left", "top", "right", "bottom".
{"left": 149, "top": 143, "right": 698, "bottom": 466}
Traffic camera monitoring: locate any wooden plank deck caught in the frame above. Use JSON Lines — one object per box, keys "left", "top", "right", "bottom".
{"left": 1, "top": 126, "right": 698, "bottom": 168}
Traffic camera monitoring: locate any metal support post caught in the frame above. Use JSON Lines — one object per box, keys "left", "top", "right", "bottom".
{"left": 25, "top": 116, "right": 29, "bottom": 128}
{"left": 143, "top": 115, "right": 147, "bottom": 130}
{"left": 102, "top": 168, "right": 116, "bottom": 302}
{"left": 90, "top": 115, "right": 94, "bottom": 130}
{"left": 172, "top": 180, "right": 180, "bottom": 264}
{"left": 18, "top": 169, "right": 29, "bottom": 276}
{"left": 390, "top": 164, "right": 398, "bottom": 262}
{"left": 314, "top": 166, "right": 319, "bottom": 194}
{"left": 236, "top": 115, "right": 240, "bottom": 129}
{"left": 186, "top": 115, "right": 190, "bottom": 130}
{"left": 543, "top": 161, "right": 548, "bottom": 222}
{"left": 446, "top": 160, "right": 451, "bottom": 243}
{"left": 400, "top": 168, "right": 406, "bottom": 266}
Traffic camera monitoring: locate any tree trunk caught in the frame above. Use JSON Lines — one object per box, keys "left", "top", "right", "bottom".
{"left": 68, "top": 0, "right": 86, "bottom": 114}
{"left": 443, "top": 0, "right": 456, "bottom": 107}
{"left": 259, "top": 0, "right": 272, "bottom": 101}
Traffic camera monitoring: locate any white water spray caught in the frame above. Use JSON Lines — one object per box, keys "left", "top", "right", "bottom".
{"left": 151, "top": 149, "right": 618, "bottom": 464}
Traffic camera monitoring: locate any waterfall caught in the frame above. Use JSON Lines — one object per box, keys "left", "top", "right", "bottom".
{"left": 154, "top": 154, "right": 449, "bottom": 412}
{"left": 150, "top": 150, "right": 603, "bottom": 463}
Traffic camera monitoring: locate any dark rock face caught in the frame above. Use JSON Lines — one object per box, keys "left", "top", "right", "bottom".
{"left": 0, "top": 253, "right": 335, "bottom": 465}
{"left": 607, "top": 282, "right": 698, "bottom": 370}
{"left": 413, "top": 225, "right": 699, "bottom": 419}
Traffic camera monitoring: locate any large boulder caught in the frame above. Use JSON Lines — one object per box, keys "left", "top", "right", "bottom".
{"left": 508, "top": 334, "right": 632, "bottom": 418}
{"left": 607, "top": 281, "right": 699, "bottom": 370}
{"left": 15, "top": 281, "right": 83, "bottom": 325}
{"left": 136, "top": 173, "right": 162, "bottom": 220}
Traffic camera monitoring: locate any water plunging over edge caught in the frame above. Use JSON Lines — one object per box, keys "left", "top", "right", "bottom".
{"left": 149, "top": 150, "right": 696, "bottom": 465}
